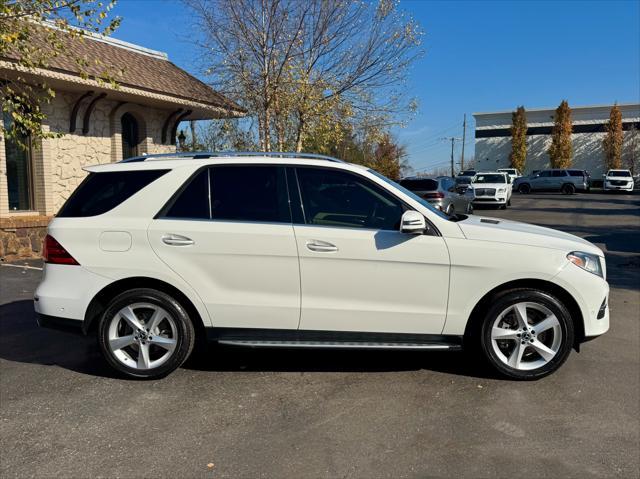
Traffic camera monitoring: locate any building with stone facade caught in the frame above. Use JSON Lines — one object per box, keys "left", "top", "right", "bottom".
{"left": 0, "top": 26, "right": 244, "bottom": 259}
{"left": 473, "top": 103, "right": 640, "bottom": 176}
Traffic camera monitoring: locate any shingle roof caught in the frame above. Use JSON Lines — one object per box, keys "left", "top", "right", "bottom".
{"left": 1, "top": 24, "right": 245, "bottom": 114}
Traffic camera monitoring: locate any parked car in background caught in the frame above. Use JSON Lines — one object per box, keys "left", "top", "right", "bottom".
{"left": 467, "top": 171, "right": 512, "bottom": 209}
{"left": 603, "top": 169, "right": 635, "bottom": 192}
{"left": 513, "top": 169, "right": 589, "bottom": 194}
{"left": 399, "top": 176, "right": 473, "bottom": 215}
{"left": 497, "top": 168, "right": 521, "bottom": 182}
{"left": 457, "top": 170, "right": 477, "bottom": 177}
{"left": 35, "top": 152, "right": 610, "bottom": 380}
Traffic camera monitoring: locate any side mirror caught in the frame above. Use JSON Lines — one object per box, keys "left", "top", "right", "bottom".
{"left": 400, "top": 210, "right": 427, "bottom": 234}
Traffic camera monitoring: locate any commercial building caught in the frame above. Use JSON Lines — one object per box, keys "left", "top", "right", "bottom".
{"left": 473, "top": 103, "right": 639, "bottom": 175}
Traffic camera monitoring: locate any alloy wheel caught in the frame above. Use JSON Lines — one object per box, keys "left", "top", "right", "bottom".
{"left": 490, "top": 302, "right": 562, "bottom": 371}
{"left": 107, "top": 302, "right": 178, "bottom": 370}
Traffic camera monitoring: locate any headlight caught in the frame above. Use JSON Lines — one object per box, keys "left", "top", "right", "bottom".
{"left": 567, "top": 251, "right": 603, "bottom": 278}
{"left": 497, "top": 187, "right": 506, "bottom": 193}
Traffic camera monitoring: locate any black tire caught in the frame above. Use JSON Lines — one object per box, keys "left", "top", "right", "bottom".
{"left": 476, "top": 289, "right": 574, "bottom": 380}
{"left": 518, "top": 183, "right": 531, "bottom": 194}
{"left": 447, "top": 205, "right": 455, "bottom": 216}
{"left": 562, "top": 183, "right": 576, "bottom": 195}
{"left": 466, "top": 203, "right": 474, "bottom": 214}
{"left": 507, "top": 197, "right": 511, "bottom": 207}
{"left": 98, "top": 288, "right": 195, "bottom": 379}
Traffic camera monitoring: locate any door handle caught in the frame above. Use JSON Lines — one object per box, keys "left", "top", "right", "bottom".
{"left": 162, "top": 234, "right": 194, "bottom": 246}
{"left": 306, "top": 240, "right": 338, "bottom": 253}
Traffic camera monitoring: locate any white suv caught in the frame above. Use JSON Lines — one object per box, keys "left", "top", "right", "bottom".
{"left": 467, "top": 171, "right": 513, "bottom": 209}
{"left": 603, "top": 169, "right": 635, "bottom": 192}
{"left": 35, "top": 152, "right": 610, "bottom": 380}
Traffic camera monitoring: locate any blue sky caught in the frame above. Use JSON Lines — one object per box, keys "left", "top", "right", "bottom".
{"left": 110, "top": 0, "right": 640, "bottom": 172}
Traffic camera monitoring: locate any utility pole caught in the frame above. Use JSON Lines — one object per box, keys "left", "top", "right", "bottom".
{"left": 441, "top": 137, "right": 462, "bottom": 176}
{"left": 461, "top": 114, "right": 467, "bottom": 171}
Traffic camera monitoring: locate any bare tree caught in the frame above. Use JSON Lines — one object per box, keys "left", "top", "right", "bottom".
{"left": 185, "top": 0, "right": 422, "bottom": 152}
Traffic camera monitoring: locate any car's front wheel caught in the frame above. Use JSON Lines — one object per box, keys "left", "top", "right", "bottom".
{"left": 98, "top": 288, "right": 195, "bottom": 379}
{"left": 478, "top": 289, "right": 574, "bottom": 380}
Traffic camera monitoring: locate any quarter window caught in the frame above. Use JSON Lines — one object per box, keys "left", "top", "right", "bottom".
{"left": 58, "top": 170, "right": 168, "bottom": 217}
{"left": 295, "top": 167, "right": 404, "bottom": 230}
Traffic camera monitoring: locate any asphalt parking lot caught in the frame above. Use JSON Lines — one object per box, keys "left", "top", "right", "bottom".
{"left": 1, "top": 192, "right": 639, "bottom": 478}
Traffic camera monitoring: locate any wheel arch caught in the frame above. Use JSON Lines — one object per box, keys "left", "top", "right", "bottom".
{"left": 83, "top": 276, "right": 207, "bottom": 338}
{"left": 463, "top": 278, "right": 585, "bottom": 349}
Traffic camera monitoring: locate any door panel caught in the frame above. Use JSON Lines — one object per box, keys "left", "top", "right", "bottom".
{"left": 294, "top": 225, "right": 450, "bottom": 334}
{"left": 148, "top": 165, "right": 300, "bottom": 330}
{"left": 149, "top": 220, "right": 300, "bottom": 329}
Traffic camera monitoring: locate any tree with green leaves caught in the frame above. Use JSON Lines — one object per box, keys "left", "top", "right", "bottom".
{"left": 0, "top": 0, "right": 120, "bottom": 147}
{"left": 509, "top": 106, "right": 527, "bottom": 172}
{"left": 548, "top": 100, "right": 573, "bottom": 168}
{"left": 602, "top": 103, "right": 623, "bottom": 170}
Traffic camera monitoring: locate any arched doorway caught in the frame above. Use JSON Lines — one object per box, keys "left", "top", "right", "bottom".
{"left": 121, "top": 113, "right": 139, "bottom": 159}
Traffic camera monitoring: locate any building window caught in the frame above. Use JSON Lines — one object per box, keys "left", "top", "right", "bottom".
{"left": 121, "top": 113, "right": 139, "bottom": 159}
{"left": 3, "top": 110, "right": 34, "bottom": 211}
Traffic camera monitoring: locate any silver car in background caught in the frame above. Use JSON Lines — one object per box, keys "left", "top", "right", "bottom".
{"left": 400, "top": 176, "right": 473, "bottom": 215}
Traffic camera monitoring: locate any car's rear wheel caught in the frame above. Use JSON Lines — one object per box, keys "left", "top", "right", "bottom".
{"left": 466, "top": 203, "right": 474, "bottom": 214}
{"left": 446, "top": 204, "right": 455, "bottom": 216}
{"left": 98, "top": 288, "right": 195, "bottom": 379}
{"left": 478, "top": 289, "right": 574, "bottom": 380}
{"left": 562, "top": 183, "right": 576, "bottom": 195}
{"left": 518, "top": 184, "right": 531, "bottom": 194}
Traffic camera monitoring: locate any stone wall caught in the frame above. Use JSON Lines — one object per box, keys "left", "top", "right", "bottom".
{"left": 0, "top": 216, "right": 50, "bottom": 260}
{"left": 42, "top": 93, "right": 176, "bottom": 213}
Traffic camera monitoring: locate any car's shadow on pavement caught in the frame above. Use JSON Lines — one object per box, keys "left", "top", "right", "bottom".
{"left": 0, "top": 299, "right": 497, "bottom": 380}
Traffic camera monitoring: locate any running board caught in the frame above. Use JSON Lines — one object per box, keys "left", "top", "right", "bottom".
{"left": 217, "top": 339, "right": 460, "bottom": 350}
{"left": 208, "top": 328, "right": 463, "bottom": 351}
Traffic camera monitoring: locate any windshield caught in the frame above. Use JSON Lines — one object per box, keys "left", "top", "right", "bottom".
{"left": 399, "top": 178, "right": 438, "bottom": 191}
{"left": 609, "top": 170, "right": 631, "bottom": 177}
{"left": 456, "top": 177, "right": 472, "bottom": 184}
{"left": 368, "top": 169, "right": 449, "bottom": 220}
{"left": 459, "top": 171, "right": 476, "bottom": 177}
{"left": 473, "top": 174, "right": 507, "bottom": 184}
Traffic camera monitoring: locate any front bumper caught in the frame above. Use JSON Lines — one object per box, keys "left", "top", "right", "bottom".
{"left": 552, "top": 261, "right": 610, "bottom": 338}
{"left": 472, "top": 196, "right": 507, "bottom": 204}
{"left": 604, "top": 181, "right": 634, "bottom": 191}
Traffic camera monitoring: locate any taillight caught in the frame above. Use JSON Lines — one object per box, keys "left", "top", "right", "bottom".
{"left": 423, "top": 192, "right": 444, "bottom": 199}
{"left": 43, "top": 235, "right": 79, "bottom": 265}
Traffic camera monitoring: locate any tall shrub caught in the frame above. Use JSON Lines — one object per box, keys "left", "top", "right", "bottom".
{"left": 602, "top": 103, "right": 624, "bottom": 170}
{"left": 509, "top": 106, "right": 527, "bottom": 172}
{"left": 548, "top": 100, "right": 573, "bottom": 168}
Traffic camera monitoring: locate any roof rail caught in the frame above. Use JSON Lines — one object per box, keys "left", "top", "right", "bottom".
{"left": 120, "top": 151, "right": 344, "bottom": 163}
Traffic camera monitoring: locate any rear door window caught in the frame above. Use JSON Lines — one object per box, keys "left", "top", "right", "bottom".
{"left": 57, "top": 170, "right": 168, "bottom": 217}
{"left": 210, "top": 165, "right": 290, "bottom": 223}
{"left": 568, "top": 170, "right": 584, "bottom": 177}
{"left": 164, "top": 169, "right": 210, "bottom": 219}
{"left": 552, "top": 170, "right": 567, "bottom": 177}
{"left": 162, "top": 165, "right": 290, "bottom": 223}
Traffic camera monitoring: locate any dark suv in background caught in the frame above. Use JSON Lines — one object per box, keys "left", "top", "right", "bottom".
{"left": 513, "top": 169, "right": 589, "bottom": 194}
